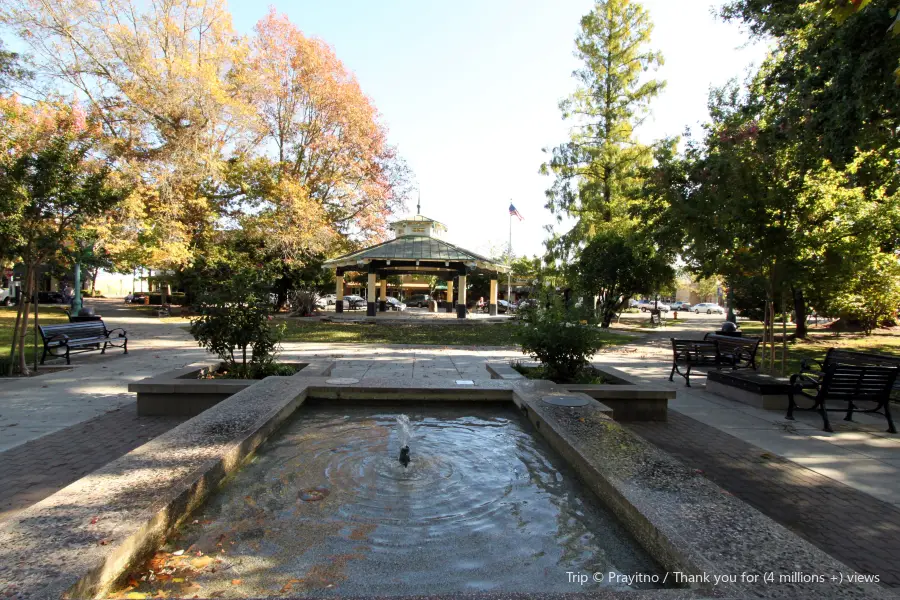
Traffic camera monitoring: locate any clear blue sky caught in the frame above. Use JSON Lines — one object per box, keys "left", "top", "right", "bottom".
{"left": 241, "top": 1, "right": 770, "bottom": 258}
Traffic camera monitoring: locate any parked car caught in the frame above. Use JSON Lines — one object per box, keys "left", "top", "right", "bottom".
{"left": 0, "top": 288, "right": 13, "bottom": 306}
{"left": 497, "top": 299, "right": 514, "bottom": 314}
{"left": 405, "top": 294, "right": 433, "bottom": 308}
{"left": 693, "top": 303, "right": 725, "bottom": 314}
{"left": 637, "top": 300, "right": 670, "bottom": 312}
{"left": 37, "top": 291, "right": 66, "bottom": 304}
{"left": 385, "top": 297, "right": 406, "bottom": 311}
{"left": 671, "top": 301, "right": 692, "bottom": 311}
{"left": 321, "top": 294, "right": 336, "bottom": 306}
{"left": 628, "top": 298, "right": 640, "bottom": 308}
{"left": 315, "top": 296, "right": 328, "bottom": 309}
{"left": 344, "top": 295, "right": 367, "bottom": 310}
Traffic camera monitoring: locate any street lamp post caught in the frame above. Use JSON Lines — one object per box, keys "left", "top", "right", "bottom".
{"left": 72, "top": 262, "right": 82, "bottom": 314}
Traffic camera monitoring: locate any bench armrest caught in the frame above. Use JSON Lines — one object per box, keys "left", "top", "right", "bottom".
{"left": 790, "top": 372, "right": 821, "bottom": 390}
{"left": 799, "top": 357, "right": 823, "bottom": 373}
{"left": 45, "top": 333, "right": 70, "bottom": 344}
{"left": 106, "top": 327, "right": 127, "bottom": 338}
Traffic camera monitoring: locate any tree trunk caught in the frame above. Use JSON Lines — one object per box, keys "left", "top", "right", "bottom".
{"left": 90, "top": 268, "right": 99, "bottom": 293}
{"left": 792, "top": 286, "right": 808, "bottom": 338}
{"left": 33, "top": 287, "right": 39, "bottom": 373}
{"left": 7, "top": 270, "right": 28, "bottom": 376}
{"left": 15, "top": 265, "right": 34, "bottom": 375}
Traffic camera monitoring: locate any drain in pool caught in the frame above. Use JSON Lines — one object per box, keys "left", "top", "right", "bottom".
{"left": 109, "top": 404, "right": 667, "bottom": 597}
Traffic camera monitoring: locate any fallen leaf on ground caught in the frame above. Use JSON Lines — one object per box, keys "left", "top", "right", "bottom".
{"left": 231, "top": 579, "right": 242, "bottom": 585}
{"left": 191, "top": 556, "right": 212, "bottom": 569}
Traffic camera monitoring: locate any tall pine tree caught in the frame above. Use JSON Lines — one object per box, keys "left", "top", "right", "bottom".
{"left": 542, "top": 0, "right": 664, "bottom": 259}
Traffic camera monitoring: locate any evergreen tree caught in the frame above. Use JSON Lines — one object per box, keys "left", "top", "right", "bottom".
{"left": 542, "top": 0, "right": 664, "bottom": 258}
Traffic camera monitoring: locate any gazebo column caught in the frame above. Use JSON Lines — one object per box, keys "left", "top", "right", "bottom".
{"left": 367, "top": 268, "right": 377, "bottom": 317}
{"left": 379, "top": 278, "right": 387, "bottom": 312}
{"left": 446, "top": 279, "right": 454, "bottom": 313}
{"left": 335, "top": 273, "right": 344, "bottom": 313}
{"left": 489, "top": 278, "right": 498, "bottom": 316}
{"left": 456, "top": 273, "right": 467, "bottom": 319}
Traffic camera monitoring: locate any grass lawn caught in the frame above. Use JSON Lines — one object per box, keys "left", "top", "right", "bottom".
{"left": 738, "top": 320, "right": 900, "bottom": 376}
{"left": 0, "top": 305, "right": 71, "bottom": 370}
{"left": 280, "top": 320, "right": 632, "bottom": 348}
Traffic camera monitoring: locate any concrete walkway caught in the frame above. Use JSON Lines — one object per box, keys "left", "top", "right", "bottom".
{"left": 0, "top": 299, "right": 207, "bottom": 452}
{"left": 593, "top": 333, "right": 900, "bottom": 510}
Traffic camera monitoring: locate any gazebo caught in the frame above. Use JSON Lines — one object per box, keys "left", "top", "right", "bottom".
{"left": 323, "top": 208, "right": 509, "bottom": 318}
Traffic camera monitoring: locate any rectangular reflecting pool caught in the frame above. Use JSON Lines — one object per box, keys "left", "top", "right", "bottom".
{"left": 110, "top": 403, "right": 667, "bottom": 597}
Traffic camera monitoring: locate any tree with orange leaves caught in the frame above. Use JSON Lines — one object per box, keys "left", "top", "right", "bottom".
{"left": 248, "top": 9, "right": 410, "bottom": 252}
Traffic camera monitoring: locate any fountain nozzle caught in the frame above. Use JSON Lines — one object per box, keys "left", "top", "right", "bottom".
{"left": 399, "top": 445, "right": 410, "bottom": 467}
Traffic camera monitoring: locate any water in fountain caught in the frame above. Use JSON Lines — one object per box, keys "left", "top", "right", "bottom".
{"left": 397, "top": 414, "right": 411, "bottom": 466}
{"left": 117, "top": 405, "right": 664, "bottom": 597}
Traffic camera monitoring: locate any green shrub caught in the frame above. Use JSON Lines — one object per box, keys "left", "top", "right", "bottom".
{"left": 515, "top": 300, "right": 606, "bottom": 383}
{"left": 189, "top": 270, "right": 284, "bottom": 378}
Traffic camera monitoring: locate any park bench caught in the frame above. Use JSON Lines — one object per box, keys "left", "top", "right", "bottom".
{"left": 669, "top": 339, "right": 721, "bottom": 387}
{"left": 703, "top": 333, "right": 761, "bottom": 370}
{"left": 670, "top": 335, "right": 761, "bottom": 387}
{"left": 38, "top": 320, "right": 128, "bottom": 365}
{"left": 786, "top": 363, "right": 898, "bottom": 433}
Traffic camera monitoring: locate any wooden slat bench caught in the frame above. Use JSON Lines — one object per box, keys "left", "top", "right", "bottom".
{"left": 788, "top": 348, "right": 900, "bottom": 433}
{"left": 669, "top": 339, "right": 720, "bottom": 387}
{"left": 670, "top": 335, "right": 762, "bottom": 387}
{"left": 38, "top": 321, "right": 128, "bottom": 365}
{"left": 703, "top": 333, "right": 761, "bottom": 370}
{"left": 787, "top": 363, "right": 898, "bottom": 433}
{"left": 796, "top": 348, "right": 900, "bottom": 390}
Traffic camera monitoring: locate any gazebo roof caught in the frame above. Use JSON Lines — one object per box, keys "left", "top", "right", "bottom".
{"left": 323, "top": 236, "right": 508, "bottom": 273}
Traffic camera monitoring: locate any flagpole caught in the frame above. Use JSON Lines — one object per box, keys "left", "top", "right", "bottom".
{"left": 507, "top": 200, "right": 513, "bottom": 302}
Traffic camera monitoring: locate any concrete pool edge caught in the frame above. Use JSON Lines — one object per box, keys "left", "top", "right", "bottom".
{"left": 0, "top": 377, "right": 894, "bottom": 600}
{"left": 128, "top": 359, "right": 335, "bottom": 416}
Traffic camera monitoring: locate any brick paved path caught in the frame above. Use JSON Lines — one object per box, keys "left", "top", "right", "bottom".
{"left": 0, "top": 403, "right": 187, "bottom": 523}
{"left": 626, "top": 412, "right": 900, "bottom": 588}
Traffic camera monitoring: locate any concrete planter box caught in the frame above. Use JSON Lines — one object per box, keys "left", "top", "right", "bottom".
{"left": 128, "top": 360, "right": 334, "bottom": 416}
{"left": 706, "top": 369, "right": 792, "bottom": 410}
{"left": 487, "top": 362, "right": 674, "bottom": 421}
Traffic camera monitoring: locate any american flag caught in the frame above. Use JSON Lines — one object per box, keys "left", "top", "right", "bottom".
{"left": 509, "top": 203, "right": 523, "bottom": 221}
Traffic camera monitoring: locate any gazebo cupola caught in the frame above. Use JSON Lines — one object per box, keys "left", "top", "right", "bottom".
{"left": 388, "top": 214, "right": 448, "bottom": 239}
{"left": 323, "top": 200, "right": 508, "bottom": 319}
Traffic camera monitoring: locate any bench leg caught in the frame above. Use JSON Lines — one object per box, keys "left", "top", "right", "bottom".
{"left": 101, "top": 341, "right": 107, "bottom": 354}
{"left": 123, "top": 339, "right": 128, "bottom": 354}
{"left": 40, "top": 346, "right": 47, "bottom": 365}
{"left": 819, "top": 401, "right": 833, "bottom": 433}
{"left": 684, "top": 365, "right": 692, "bottom": 387}
{"left": 65, "top": 346, "right": 70, "bottom": 366}
{"left": 786, "top": 390, "right": 796, "bottom": 421}
{"left": 844, "top": 400, "right": 854, "bottom": 423}
{"left": 669, "top": 363, "right": 676, "bottom": 382}
{"left": 885, "top": 401, "right": 897, "bottom": 434}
